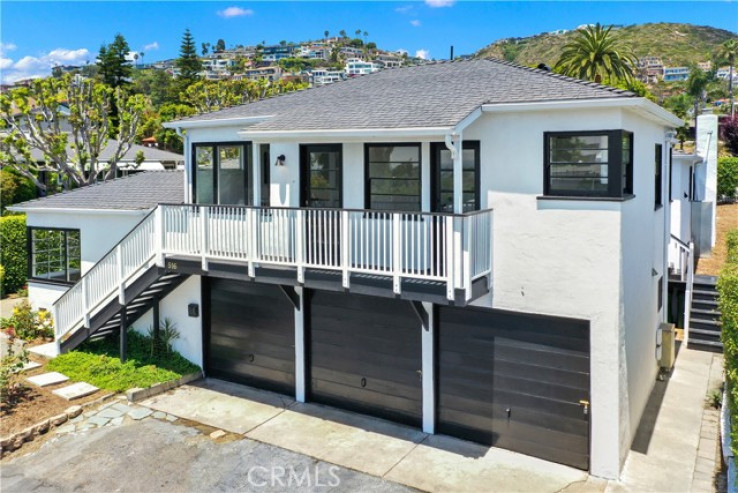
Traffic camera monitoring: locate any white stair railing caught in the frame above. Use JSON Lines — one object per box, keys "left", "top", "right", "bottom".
{"left": 52, "top": 211, "right": 158, "bottom": 344}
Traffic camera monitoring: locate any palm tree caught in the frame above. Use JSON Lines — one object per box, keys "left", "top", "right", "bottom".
{"left": 686, "top": 66, "right": 713, "bottom": 135}
{"left": 554, "top": 23, "right": 637, "bottom": 84}
{"left": 717, "top": 39, "right": 737, "bottom": 116}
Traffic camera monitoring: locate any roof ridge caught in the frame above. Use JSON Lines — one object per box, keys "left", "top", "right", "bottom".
{"left": 482, "top": 57, "right": 636, "bottom": 97}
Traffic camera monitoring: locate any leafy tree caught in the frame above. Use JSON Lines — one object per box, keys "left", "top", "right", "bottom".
{"left": 718, "top": 157, "right": 738, "bottom": 198}
{"left": 339, "top": 30, "right": 347, "bottom": 39}
{"left": 155, "top": 103, "right": 197, "bottom": 153}
{"left": 201, "top": 42, "right": 211, "bottom": 56}
{"left": 614, "top": 78, "right": 656, "bottom": 101}
{"left": 97, "top": 33, "right": 133, "bottom": 88}
{"left": 51, "top": 66, "right": 63, "bottom": 78}
{"left": 181, "top": 79, "right": 308, "bottom": 114}
{"left": 717, "top": 39, "right": 737, "bottom": 117}
{"left": 554, "top": 23, "right": 636, "bottom": 84}
{"left": 0, "top": 75, "right": 145, "bottom": 191}
{"left": 131, "top": 68, "right": 179, "bottom": 106}
{"left": 0, "top": 169, "right": 36, "bottom": 212}
{"left": 215, "top": 39, "right": 226, "bottom": 53}
{"left": 355, "top": 29, "right": 361, "bottom": 37}
{"left": 175, "top": 28, "right": 202, "bottom": 83}
{"left": 686, "top": 66, "right": 713, "bottom": 131}
{"left": 324, "top": 30, "right": 329, "bottom": 39}
{"left": 366, "top": 42, "right": 377, "bottom": 51}
{"left": 663, "top": 93, "right": 692, "bottom": 149}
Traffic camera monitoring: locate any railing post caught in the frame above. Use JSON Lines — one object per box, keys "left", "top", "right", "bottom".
{"left": 155, "top": 206, "right": 165, "bottom": 268}
{"left": 248, "top": 208, "right": 256, "bottom": 278}
{"left": 684, "top": 241, "right": 695, "bottom": 345}
{"left": 117, "top": 245, "right": 125, "bottom": 304}
{"left": 445, "top": 216, "right": 455, "bottom": 301}
{"left": 295, "top": 209, "right": 304, "bottom": 283}
{"left": 82, "top": 277, "right": 90, "bottom": 329}
{"left": 392, "top": 213, "right": 401, "bottom": 294}
{"left": 200, "top": 206, "right": 209, "bottom": 271}
{"left": 463, "top": 216, "right": 472, "bottom": 301}
{"left": 341, "top": 210, "right": 350, "bottom": 288}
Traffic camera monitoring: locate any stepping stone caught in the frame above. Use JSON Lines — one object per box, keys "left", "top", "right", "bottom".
{"left": 87, "top": 416, "right": 109, "bottom": 427}
{"left": 28, "top": 342, "right": 59, "bottom": 359}
{"left": 55, "top": 424, "right": 75, "bottom": 434}
{"left": 152, "top": 411, "right": 166, "bottom": 420}
{"left": 127, "top": 408, "right": 152, "bottom": 420}
{"left": 26, "top": 372, "right": 68, "bottom": 387}
{"left": 14, "top": 361, "right": 41, "bottom": 373}
{"left": 110, "top": 417, "right": 124, "bottom": 427}
{"left": 111, "top": 403, "right": 132, "bottom": 414}
{"left": 52, "top": 382, "right": 98, "bottom": 401}
{"left": 97, "top": 407, "right": 125, "bottom": 419}
{"left": 210, "top": 430, "right": 226, "bottom": 439}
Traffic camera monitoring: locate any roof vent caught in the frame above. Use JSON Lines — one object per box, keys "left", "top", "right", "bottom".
{"left": 537, "top": 63, "right": 552, "bottom": 72}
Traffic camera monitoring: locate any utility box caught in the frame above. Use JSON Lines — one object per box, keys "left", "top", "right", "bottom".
{"left": 659, "top": 323, "right": 676, "bottom": 371}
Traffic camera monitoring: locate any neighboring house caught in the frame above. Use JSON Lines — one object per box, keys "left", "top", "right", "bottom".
{"left": 12, "top": 59, "right": 686, "bottom": 481}
{"left": 309, "top": 69, "right": 346, "bottom": 86}
{"left": 298, "top": 44, "right": 330, "bottom": 60}
{"left": 345, "top": 58, "right": 381, "bottom": 76}
{"left": 663, "top": 66, "right": 690, "bottom": 82}
{"left": 374, "top": 53, "right": 403, "bottom": 68}
{"left": 262, "top": 44, "right": 296, "bottom": 62}
{"left": 201, "top": 58, "right": 236, "bottom": 73}
{"left": 238, "top": 66, "right": 283, "bottom": 82}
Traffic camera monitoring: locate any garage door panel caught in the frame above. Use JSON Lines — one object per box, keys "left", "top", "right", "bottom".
{"left": 208, "top": 279, "right": 295, "bottom": 395}
{"left": 438, "top": 305, "right": 590, "bottom": 470}
{"left": 309, "top": 290, "right": 422, "bottom": 426}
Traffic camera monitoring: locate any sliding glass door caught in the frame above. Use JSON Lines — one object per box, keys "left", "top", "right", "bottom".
{"left": 193, "top": 142, "right": 253, "bottom": 205}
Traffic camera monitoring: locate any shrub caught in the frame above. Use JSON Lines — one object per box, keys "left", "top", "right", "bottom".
{"left": 0, "top": 170, "right": 36, "bottom": 214}
{"left": 719, "top": 228, "right": 738, "bottom": 454}
{"left": 722, "top": 115, "right": 738, "bottom": 156}
{"left": 0, "top": 299, "right": 54, "bottom": 341}
{"left": 0, "top": 215, "right": 27, "bottom": 294}
{"left": 719, "top": 157, "right": 738, "bottom": 199}
{"left": 0, "top": 331, "right": 28, "bottom": 402}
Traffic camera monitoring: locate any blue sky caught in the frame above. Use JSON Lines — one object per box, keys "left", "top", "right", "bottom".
{"left": 1, "top": 1, "right": 736, "bottom": 83}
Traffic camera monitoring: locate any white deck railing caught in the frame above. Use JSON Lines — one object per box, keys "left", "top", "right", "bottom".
{"left": 53, "top": 204, "right": 493, "bottom": 345}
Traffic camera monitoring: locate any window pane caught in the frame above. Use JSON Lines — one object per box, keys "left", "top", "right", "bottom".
{"left": 623, "top": 133, "right": 633, "bottom": 195}
{"left": 550, "top": 135, "right": 608, "bottom": 150}
{"left": 550, "top": 149, "right": 609, "bottom": 164}
{"left": 547, "top": 133, "right": 613, "bottom": 196}
{"left": 31, "top": 229, "right": 80, "bottom": 283}
{"left": 260, "top": 144, "right": 270, "bottom": 206}
{"left": 195, "top": 146, "right": 214, "bottom": 204}
{"left": 367, "top": 145, "right": 420, "bottom": 211}
{"left": 218, "top": 145, "right": 247, "bottom": 205}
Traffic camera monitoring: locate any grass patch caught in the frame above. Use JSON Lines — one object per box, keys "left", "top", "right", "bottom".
{"left": 47, "top": 330, "right": 200, "bottom": 392}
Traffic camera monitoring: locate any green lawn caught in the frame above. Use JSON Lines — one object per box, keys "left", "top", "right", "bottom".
{"left": 47, "top": 330, "right": 200, "bottom": 392}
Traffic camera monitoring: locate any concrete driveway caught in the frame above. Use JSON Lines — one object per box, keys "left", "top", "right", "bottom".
{"left": 138, "top": 379, "right": 590, "bottom": 493}
{"left": 1, "top": 417, "right": 414, "bottom": 492}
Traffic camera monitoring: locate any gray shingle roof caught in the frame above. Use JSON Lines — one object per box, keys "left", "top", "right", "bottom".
{"left": 172, "top": 58, "right": 636, "bottom": 131}
{"left": 11, "top": 171, "right": 184, "bottom": 211}
{"left": 27, "top": 140, "right": 183, "bottom": 163}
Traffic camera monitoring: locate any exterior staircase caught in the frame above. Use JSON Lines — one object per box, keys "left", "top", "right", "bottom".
{"left": 687, "top": 275, "right": 723, "bottom": 352}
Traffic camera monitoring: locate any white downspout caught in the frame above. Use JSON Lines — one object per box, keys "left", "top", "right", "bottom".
{"left": 175, "top": 127, "right": 191, "bottom": 203}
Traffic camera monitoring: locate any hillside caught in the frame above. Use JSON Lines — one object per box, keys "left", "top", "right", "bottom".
{"left": 475, "top": 23, "right": 737, "bottom": 67}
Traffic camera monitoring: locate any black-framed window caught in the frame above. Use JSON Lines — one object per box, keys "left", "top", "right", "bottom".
{"left": 544, "top": 130, "right": 633, "bottom": 198}
{"left": 192, "top": 142, "right": 253, "bottom": 205}
{"left": 365, "top": 143, "right": 421, "bottom": 211}
{"left": 655, "top": 143, "right": 663, "bottom": 209}
{"left": 28, "top": 228, "right": 81, "bottom": 284}
{"left": 431, "top": 141, "right": 480, "bottom": 213}
{"left": 260, "top": 144, "right": 270, "bottom": 206}
{"left": 657, "top": 276, "right": 663, "bottom": 311}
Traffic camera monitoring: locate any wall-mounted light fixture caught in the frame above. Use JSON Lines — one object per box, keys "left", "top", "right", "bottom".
{"left": 275, "top": 154, "right": 286, "bottom": 167}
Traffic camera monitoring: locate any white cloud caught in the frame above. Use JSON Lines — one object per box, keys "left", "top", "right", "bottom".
{"left": 143, "top": 42, "right": 159, "bottom": 51}
{"left": 217, "top": 6, "right": 254, "bottom": 18}
{"left": 2, "top": 47, "right": 90, "bottom": 83}
{"left": 410, "top": 19, "right": 421, "bottom": 27}
{"left": 415, "top": 49, "right": 429, "bottom": 60}
{"left": 0, "top": 42, "right": 17, "bottom": 56}
{"left": 395, "top": 5, "right": 413, "bottom": 13}
{"left": 425, "top": 0, "right": 455, "bottom": 7}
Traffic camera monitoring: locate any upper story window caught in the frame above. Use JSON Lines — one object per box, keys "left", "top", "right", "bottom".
{"left": 365, "top": 144, "right": 421, "bottom": 211}
{"left": 654, "top": 144, "right": 663, "bottom": 209}
{"left": 193, "top": 142, "right": 253, "bottom": 205}
{"left": 431, "top": 141, "right": 480, "bottom": 213}
{"left": 544, "top": 130, "right": 633, "bottom": 199}
{"left": 29, "top": 228, "right": 81, "bottom": 284}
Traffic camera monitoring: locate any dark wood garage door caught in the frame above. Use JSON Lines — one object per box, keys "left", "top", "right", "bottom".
{"left": 437, "top": 306, "right": 590, "bottom": 470}
{"left": 207, "top": 279, "right": 295, "bottom": 394}
{"left": 308, "top": 291, "right": 423, "bottom": 426}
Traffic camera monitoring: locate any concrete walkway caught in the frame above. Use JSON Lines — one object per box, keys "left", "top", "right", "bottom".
{"left": 141, "top": 379, "right": 588, "bottom": 493}
{"left": 607, "top": 346, "right": 723, "bottom": 493}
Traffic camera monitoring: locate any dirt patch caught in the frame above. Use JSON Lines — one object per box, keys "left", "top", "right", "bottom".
{"left": 1, "top": 359, "right": 106, "bottom": 437}
{"left": 696, "top": 203, "right": 738, "bottom": 276}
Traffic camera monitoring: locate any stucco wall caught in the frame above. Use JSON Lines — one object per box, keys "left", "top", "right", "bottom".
{"left": 26, "top": 210, "right": 148, "bottom": 311}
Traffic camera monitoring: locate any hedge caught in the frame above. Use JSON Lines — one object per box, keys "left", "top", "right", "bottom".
{"left": 719, "top": 228, "right": 738, "bottom": 455}
{"left": 0, "top": 215, "right": 27, "bottom": 295}
{"left": 0, "top": 169, "right": 36, "bottom": 214}
{"left": 719, "top": 157, "right": 738, "bottom": 200}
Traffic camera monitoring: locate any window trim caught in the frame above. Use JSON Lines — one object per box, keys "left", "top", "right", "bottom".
{"left": 364, "top": 142, "right": 422, "bottom": 211}
{"left": 543, "top": 130, "right": 633, "bottom": 199}
{"left": 430, "top": 140, "right": 481, "bottom": 213}
{"left": 654, "top": 143, "right": 663, "bottom": 210}
{"left": 27, "top": 226, "right": 81, "bottom": 286}
{"left": 191, "top": 141, "right": 253, "bottom": 206}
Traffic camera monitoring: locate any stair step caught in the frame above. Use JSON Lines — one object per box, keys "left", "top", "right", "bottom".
{"left": 693, "top": 289, "right": 720, "bottom": 299}
{"left": 694, "top": 275, "right": 718, "bottom": 285}
{"left": 693, "top": 298, "right": 719, "bottom": 307}
{"left": 689, "top": 328, "right": 722, "bottom": 337}
{"left": 688, "top": 339, "right": 724, "bottom": 350}
{"left": 691, "top": 308, "right": 721, "bottom": 317}
{"left": 691, "top": 316, "right": 722, "bottom": 325}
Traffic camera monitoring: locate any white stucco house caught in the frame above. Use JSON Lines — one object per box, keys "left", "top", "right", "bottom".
{"left": 12, "top": 59, "right": 688, "bottom": 480}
